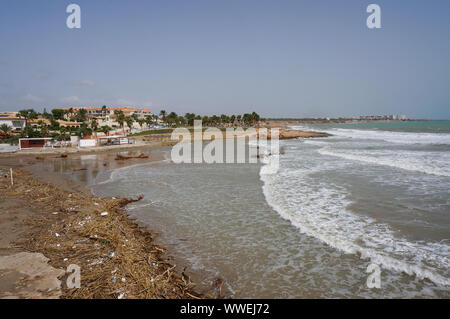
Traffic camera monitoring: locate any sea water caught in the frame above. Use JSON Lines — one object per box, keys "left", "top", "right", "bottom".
{"left": 91, "top": 121, "right": 450, "bottom": 298}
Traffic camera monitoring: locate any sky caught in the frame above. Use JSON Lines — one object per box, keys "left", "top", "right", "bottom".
{"left": 0, "top": 0, "right": 449, "bottom": 119}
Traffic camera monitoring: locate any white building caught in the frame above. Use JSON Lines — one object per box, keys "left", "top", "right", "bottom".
{"left": 0, "top": 113, "right": 26, "bottom": 131}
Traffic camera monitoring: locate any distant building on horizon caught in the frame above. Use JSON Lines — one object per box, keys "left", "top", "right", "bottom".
{"left": 359, "top": 114, "right": 407, "bottom": 121}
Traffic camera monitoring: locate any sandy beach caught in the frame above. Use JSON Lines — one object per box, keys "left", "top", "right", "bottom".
{"left": 0, "top": 138, "right": 207, "bottom": 299}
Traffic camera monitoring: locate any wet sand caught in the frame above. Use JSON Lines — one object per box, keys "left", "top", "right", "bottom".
{"left": 0, "top": 144, "right": 201, "bottom": 299}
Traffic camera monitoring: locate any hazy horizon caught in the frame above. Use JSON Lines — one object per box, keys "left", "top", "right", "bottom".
{"left": 0, "top": 0, "right": 449, "bottom": 119}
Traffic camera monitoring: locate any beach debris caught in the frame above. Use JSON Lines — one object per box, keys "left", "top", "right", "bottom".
{"left": 101, "top": 212, "right": 109, "bottom": 216}
{"left": 60, "top": 154, "right": 68, "bottom": 158}
{"left": 115, "top": 153, "right": 149, "bottom": 160}
{"left": 8, "top": 172, "right": 200, "bottom": 300}
{"left": 212, "top": 278, "right": 225, "bottom": 299}
{"left": 89, "top": 258, "right": 104, "bottom": 266}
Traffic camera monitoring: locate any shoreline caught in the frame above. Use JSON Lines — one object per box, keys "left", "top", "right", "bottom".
{"left": 0, "top": 144, "right": 203, "bottom": 299}
{"left": 0, "top": 127, "right": 330, "bottom": 158}
{"left": 0, "top": 128, "right": 330, "bottom": 299}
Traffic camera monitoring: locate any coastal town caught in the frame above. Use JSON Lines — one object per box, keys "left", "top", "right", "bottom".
{"left": 0, "top": 106, "right": 409, "bottom": 153}
{"left": 0, "top": 107, "right": 266, "bottom": 152}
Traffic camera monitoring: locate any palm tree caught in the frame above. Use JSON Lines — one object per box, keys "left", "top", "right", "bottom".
{"left": 101, "top": 125, "right": 112, "bottom": 136}
{"left": 159, "top": 110, "right": 167, "bottom": 122}
{"left": 202, "top": 115, "right": 209, "bottom": 126}
{"left": 77, "top": 123, "right": 92, "bottom": 138}
{"left": 91, "top": 119, "right": 99, "bottom": 138}
{"left": 101, "top": 105, "right": 108, "bottom": 118}
{"left": 125, "top": 116, "right": 134, "bottom": 132}
{"left": 0, "top": 124, "right": 12, "bottom": 138}
{"left": 242, "top": 113, "right": 252, "bottom": 126}
{"left": 75, "top": 109, "right": 87, "bottom": 122}
{"left": 177, "top": 116, "right": 186, "bottom": 126}
{"left": 114, "top": 110, "right": 126, "bottom": 134}
{"left": 210, "top": 115, "right": 219, "bottom": 126}
{"left": 184, "top": 113, "right": 196, "bottom": 126}
{"left": 40, "top": 125, "right": 49, "bottom": 138}
{"left": 251, "top": 112, "right": 260, "bottom": 126}
{"left": 166, "top": 112, "right": 178, "bottom": 127}
{"left": 59, "top": 126, "right": 68, "bottom": 141}
{"left": 137, "top": 118, "right": 145, "bottom": 130}
{"left": 144, "top": 115, "right": 154, "bottom": 127}
{"left": 18, "top": 109, "right": 38, "bottom": 127}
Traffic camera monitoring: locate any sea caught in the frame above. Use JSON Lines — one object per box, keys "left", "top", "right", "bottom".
{"left": 88, "top": 120, "right": 450, "bottom": 298}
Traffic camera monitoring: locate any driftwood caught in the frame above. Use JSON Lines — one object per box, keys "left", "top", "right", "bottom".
{"left": 115, "top": 153, "right": 149, "bottom": 161}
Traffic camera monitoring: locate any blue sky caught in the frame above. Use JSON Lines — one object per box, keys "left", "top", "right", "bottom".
{"left": 0, "top": 0, "right": 449, "bottom": 119}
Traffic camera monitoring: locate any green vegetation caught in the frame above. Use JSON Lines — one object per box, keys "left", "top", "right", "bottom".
{"left": 3, "top": 107, "right": 263, "bottom": 145}
{"left": 129, "top": 129, "right": 174, "bottom": 136}
{"left": 0, "top": 123, "right": 12, "bottom": 138}
{"left": 17, "top": 109, "right": 38, "bottom": 126}
{"left": 154, "top": 111, "right": 261, "bottom": 128}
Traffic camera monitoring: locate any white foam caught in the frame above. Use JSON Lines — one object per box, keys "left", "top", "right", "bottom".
{"left": 259, "top": 149, "right": 450, "bottom": 287}
{"left": 291, "top": 125, "right": 450, "bottom": 145}
{"left": 318, "top": 148, "right": 450, "bottom": 177}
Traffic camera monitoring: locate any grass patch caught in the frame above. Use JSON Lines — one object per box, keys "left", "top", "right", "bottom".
{"left": 129, "top": 129, "right": 174, "bottom": 136}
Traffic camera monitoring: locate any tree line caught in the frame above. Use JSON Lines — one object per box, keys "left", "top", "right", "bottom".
{"left": 158, "top": 110, "right": 262, "bottom": 127}
{"left": 1, "top": 107, "right": 263, "bottom": 142}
